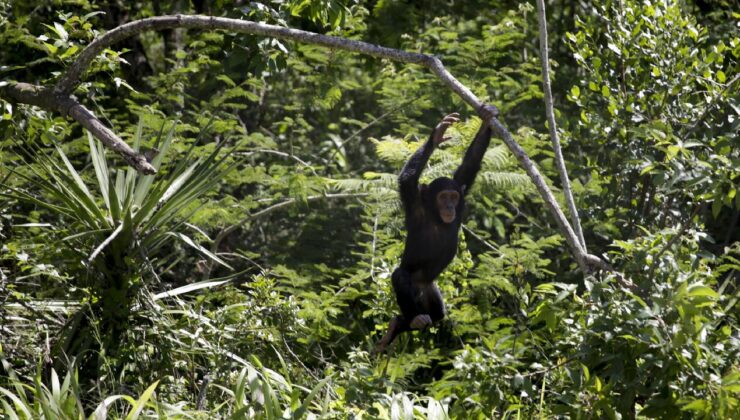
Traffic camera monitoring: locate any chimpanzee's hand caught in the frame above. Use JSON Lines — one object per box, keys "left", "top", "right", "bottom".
{"left": 478, "top": 104, "right": 499, "bottom": 121}
{"left": 409, "top": 314, "right": 432, "bottom": 329}
{"left": 432, "top": 112, "right": 460, "bottom": 145}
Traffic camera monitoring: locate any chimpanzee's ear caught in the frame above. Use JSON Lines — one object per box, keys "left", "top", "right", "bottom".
{"left": 418, "top": 183, "right": 429, "bottom": 199}
{"left": 461, "top": 184, "right": 467, "bottom": 194}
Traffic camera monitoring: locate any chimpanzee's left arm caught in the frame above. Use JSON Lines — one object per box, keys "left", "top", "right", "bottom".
{"left": 453, "top": 105, "right": 499, "bottom": 194}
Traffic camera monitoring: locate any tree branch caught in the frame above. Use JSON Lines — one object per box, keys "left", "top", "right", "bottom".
{"left": 54, "top": 15, "right": 430, "bottom": 95}
{"left": 0, "top": 82, "right": 155, "bottom": 174}
{"left": 6, "top": 14, "right": 607, "bottom": 271}
{"left": 535, "top": 0, "right": 586, "bottom": 252}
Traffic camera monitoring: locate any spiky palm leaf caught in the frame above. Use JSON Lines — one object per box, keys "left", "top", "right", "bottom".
{"left": 1, "top": 119, "right": 238, "bottom": 370}
{"left": 3, "top": 120, "right": 236, "bottom": 268}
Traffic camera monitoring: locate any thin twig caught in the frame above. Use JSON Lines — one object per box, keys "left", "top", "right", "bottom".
{"left": 332, "top": 95, "right": 422, "bottom": 160}
{"left": 535, "top": 0, "right": 586, "bottom": 252}
{"left": 195, "top": 373, "right": 210, "bottom": 410}
{"left": 647, "top": 203, "right": 703, "bottom": 279}
{"left": 201, "top": 192, "right": 368, "bottom": 279}
{"left": 215, "top": 192, "right": 369, "bottom": 245}
{"left": 236, "top": 148, "right": 318, "bottom": 177}
{"left": 370, "top": 215, "right": 379, "bottom": 282}
{"left": 462, "top": 225, "right": 499, "bottom": 253}
{"left": 521, "top": 354, "right": 579, "bottom": 377}
{"left": 688, "top": 73, "right": 740, "bottom": 133}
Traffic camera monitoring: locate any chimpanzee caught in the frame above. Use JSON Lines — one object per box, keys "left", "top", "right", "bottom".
{"left": 375, "top": 104, "right": 499, "bottom": 352}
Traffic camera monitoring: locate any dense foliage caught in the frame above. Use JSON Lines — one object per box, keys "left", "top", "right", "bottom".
{"left": 1, "top": 0, "right": 737, "bottom": 418}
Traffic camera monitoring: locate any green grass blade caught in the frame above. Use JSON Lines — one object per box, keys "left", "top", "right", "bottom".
{"left": 157, "top": 161, "right": 198, "bottom": 207}
{"left": 133, "top": 117, "right": 143, "bottom": 152}
{"left": 61, "top": 228, "right": 111, "bottom": 241}
{"left": 151, "top": 122, "right": 176, "bottom": 170}
{"left": 152, "top": 278, "right": 232, "bottom": 300}
{"left": 1, "top": 189, "right": 75, "bottom": 218}
{"left": 0, "top": 387, "right": 33, "bottom": 419}
{"left": 47, "top": 146, "right": 108, "bottom": 226}
{"left": 123, "top": 119, "right": 143, "bottom": 213}
{"left": 9, "top": 165, "right": 100, "bottom": 227}
{"left": 0, "top": 398, "right": 21, "bottom": 420}
{"left": 55, "top": 145, "right": 95, "bottom": 204}
{"left": 50, "top": 368, "right": 60, "bottom": 405}
{"left": 124, "top": 380, "right": 159, "bottom": 420}
{"left": 90, "top": 395, "right": 128, "bottom": 420}
{"left": 234, "top": 368, "right": 248, "bottom": 412}
{"left": 293, "top": 376, "right": 332, "bottom": 419}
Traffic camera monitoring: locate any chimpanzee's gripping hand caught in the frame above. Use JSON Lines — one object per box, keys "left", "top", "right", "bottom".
{"left": 478, "top": 104, "right": 499, "bottom": 122}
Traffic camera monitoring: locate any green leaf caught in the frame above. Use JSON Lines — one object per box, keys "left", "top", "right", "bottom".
{"left": 712, "top": 199, "right": 722, "bottom": 218}
{"left": 681, "top": 399, "right": 709, "bottom": 412}
{"left": 133, "top": 123, "right": 176, "bottom": 206}
{"left": 687, "top": 284, "right": 718, "bottom": 299}
{"left": 607, "top": 42, "right": 621, "bottom": 56}
{"left": 571, "top": 85, "right": 580, "bottom": 98}
{"left": 92, "top": 395, "right": 128, "bottom": 419}
{"left": 88, "top": 135, "right": 110, "bottom": 211}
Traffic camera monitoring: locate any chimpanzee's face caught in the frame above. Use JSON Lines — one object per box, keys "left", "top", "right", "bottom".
{"left": 436, "top": 189, "right": 460, "bottom": 223}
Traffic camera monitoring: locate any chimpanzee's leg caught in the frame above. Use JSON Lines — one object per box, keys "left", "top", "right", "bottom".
{"left": 375, "top": 268, "right": 418, "bottom": 352}
{"left": 426, "top": 283, "right": 446, "bottom": 323}
{"left": 392, "top": 267, "right": 420, "bottom": 323}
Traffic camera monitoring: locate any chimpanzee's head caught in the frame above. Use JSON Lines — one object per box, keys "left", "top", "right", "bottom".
{"left": 422, "top": 177, "right": 464, "bottom": 224}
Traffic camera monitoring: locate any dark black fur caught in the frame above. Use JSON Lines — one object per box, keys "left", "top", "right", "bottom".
{"left": 382, "top": 116, "right": 493, "bottom": 347}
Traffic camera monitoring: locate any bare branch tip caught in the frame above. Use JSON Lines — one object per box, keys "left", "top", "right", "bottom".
{"left": 137, "top": 160, "right": 157, "bottom": 175}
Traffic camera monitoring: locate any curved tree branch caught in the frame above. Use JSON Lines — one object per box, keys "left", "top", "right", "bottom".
{"left": 4, "top": 14, "right": 609, "bottom": 272}
{"left": 54, "top": 15, "right": 430, "bottom": 94}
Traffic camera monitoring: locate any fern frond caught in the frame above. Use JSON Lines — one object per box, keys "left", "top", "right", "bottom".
{"left": 478, "top": 171, "right": 533, "bottom": 193}
{"left": 455, "top": 117, "right": 483, "bottom": 139}
{"left": 374, "top": 137, "right": 412, "bottom": 165}
{"left": 423, "top": 152, "right": 458, "bottom": 180}
{"left": 330, "top": 172, "right": 397, "bottom": 195}
{"left": 482, "top": 145, "right": 511, "bottom": 170}
{"left": 330, "top": 178, "right": 373, "bottom": 192}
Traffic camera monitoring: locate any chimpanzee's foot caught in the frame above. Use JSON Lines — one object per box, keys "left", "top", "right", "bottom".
{"left": 409, "top": 314, "right": 432, "bottom": 329}
{"left": 374, "top": 316, "right": 401, "bottom": 353}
